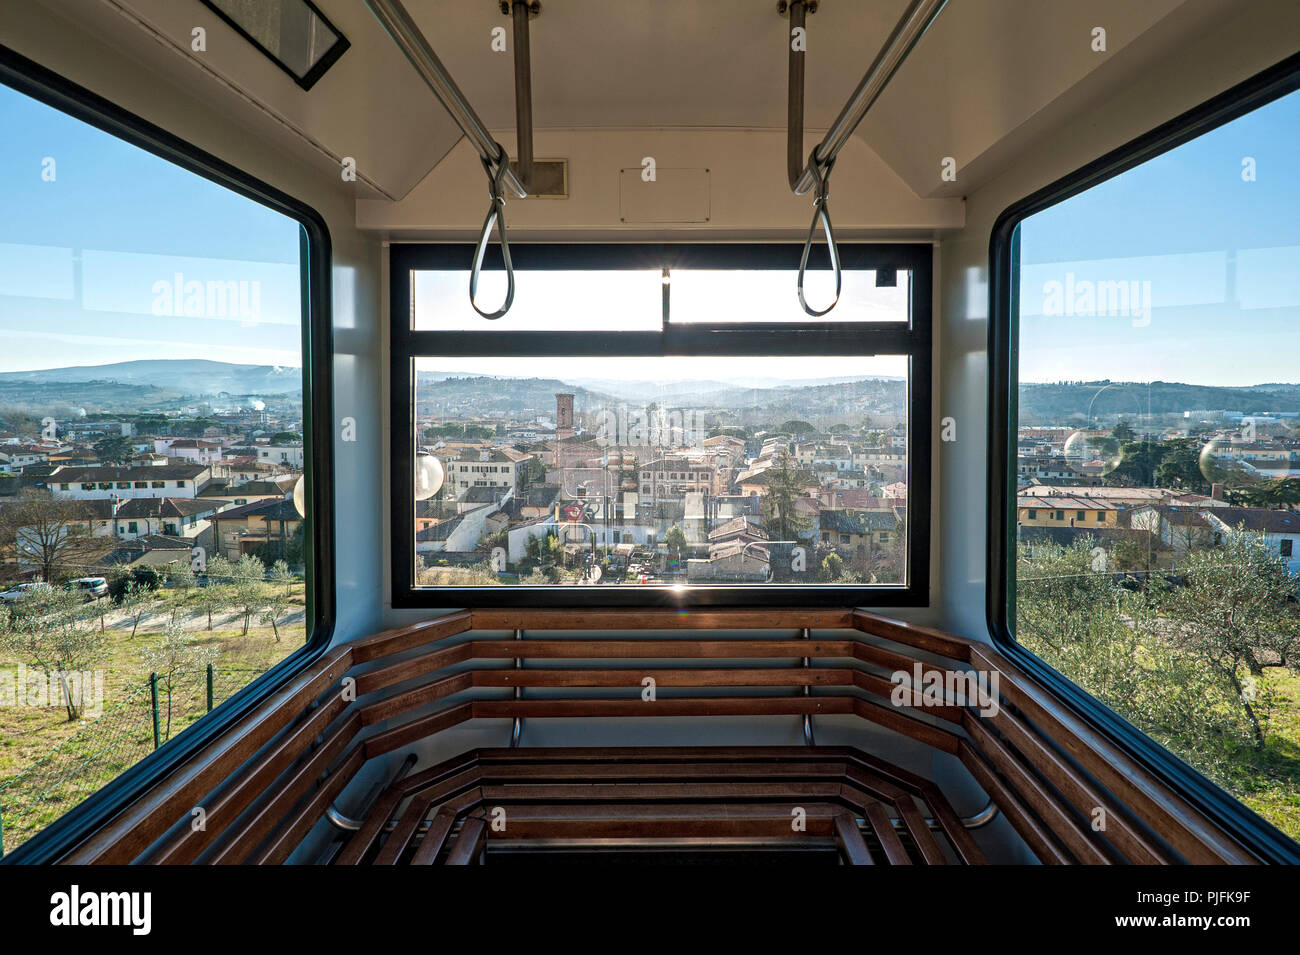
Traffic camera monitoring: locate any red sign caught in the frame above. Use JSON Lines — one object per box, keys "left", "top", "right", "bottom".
{"left": 563, "top": 504, "right": 584, "bottom": 521}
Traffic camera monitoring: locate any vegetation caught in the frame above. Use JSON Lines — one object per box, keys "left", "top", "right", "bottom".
{"left": 1017, "top": 533, "right": 1300, "bottom": 838}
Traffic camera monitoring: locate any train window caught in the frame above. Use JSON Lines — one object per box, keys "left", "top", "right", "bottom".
{"left": 0, "top": 59, "right": 331, "bottom": 856}
{"left": 391, "top": 243, "right": 932, "bottom": 608}
{"left": 993, "top": 77, "right": 1300, "bottom": 842}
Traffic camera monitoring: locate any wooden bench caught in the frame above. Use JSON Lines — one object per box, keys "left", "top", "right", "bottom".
{"left": 56, "top": 609, "right": 1262, "bottom": 865}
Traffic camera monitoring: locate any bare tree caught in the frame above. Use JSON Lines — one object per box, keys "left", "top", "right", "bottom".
{"left": 0, "top": 492, "right": 110, "bottom": 583}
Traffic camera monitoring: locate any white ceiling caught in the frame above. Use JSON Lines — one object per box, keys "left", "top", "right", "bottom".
{"left": 26, "top": 0, "right": 1300, "bottom": 218}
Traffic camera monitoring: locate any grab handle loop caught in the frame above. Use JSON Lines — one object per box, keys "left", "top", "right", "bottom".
{"left": 797, "top": 153, "right": 841, "bottom": 317}
{"left": 469, "top": 150, "right": 516, "bottom": 320}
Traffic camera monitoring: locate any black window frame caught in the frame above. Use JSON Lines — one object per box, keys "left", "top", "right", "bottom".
{"left": 390, "top": 242, "right": 932, "bottom": 610}
{"left": 0, "top": 43, "right": 335, "bottom": 865}
{"left": 987, "top": 50, "right": 1300, "bottom": 863}
{"left": 196, "top": 0, "right": 350, "bottom": 92}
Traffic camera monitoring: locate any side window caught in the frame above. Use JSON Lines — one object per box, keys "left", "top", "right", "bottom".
{"left": 1004, "top": 86, "right": 1300, "bottom": 841}
{"left": 0, "top": 76, "right": 320, "bottom": 854}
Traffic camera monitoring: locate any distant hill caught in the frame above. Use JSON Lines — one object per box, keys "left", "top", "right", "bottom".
{"left": 0, "top": 360, "right": 302, "bottom": 396}
{"left": 414, "top": 371, "right": 906, "bottom": 421}
{"left": 1019, "top": 380, "right": 1300, "bottom": 420}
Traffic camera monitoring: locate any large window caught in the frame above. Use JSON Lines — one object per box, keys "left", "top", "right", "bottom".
{"left": 992, "top": 62, "right": 1300, "bottom": 849}
{"left": 392, "top": 244, "right": 931, "bottom": 608}
{"left": 0, "top": 51, "right": 331, "bottom": 859}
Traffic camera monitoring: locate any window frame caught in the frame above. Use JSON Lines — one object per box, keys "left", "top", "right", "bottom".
{"left": 390, "top": 242, "right": 932, "bottom": 609}
{"left": 0, "top": 43, "right": 336, "bottom": 864}
{"left": 196, "top": 0, "right": 350, "bottom": 92}
{"left": 987, "top": 50, "right": 1300, "bottom": 863}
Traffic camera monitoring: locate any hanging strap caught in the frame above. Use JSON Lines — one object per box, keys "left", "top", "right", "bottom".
{"left": 469, "top": 148, "right": 516, "bottom": 320}
{"left": 797, "top": 152, "right": 841, "bottom": 317}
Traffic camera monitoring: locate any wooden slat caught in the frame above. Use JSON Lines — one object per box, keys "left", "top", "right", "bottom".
{"left": 444, "top": 816, "right": 488, "bottom": 865}
{"left": 350, "top": 612, "right": 473, "bottom": 664}
{"left": 963, "top": 712, "right": 1111, "bottom": 864}
{"left": 473, "top": 667, "right": 854, "bottom": 688}
{"left": 150, "top": 686, "right": 351, "bottom": 864}
{"left": 469, "top": 638, "right": 859, "bottom": 659}
{"left": 354, "top": 643, "right": 474, "bottom": 696}
{"left": 209, "top": 711, "right": 363, "bottom": 865}
{"left": 362, "top": 701, "right": 474, "bottom": 758}
{"left": 249, "top": 744, "right": 367, "bottom": 866}
{"left": 373, "top": 794, "right": 437, "bottom": 866}
{"left": 971, "top": 645, "right": 1256, "bottom": 864}
{"left": 471, "top": 608, "right": 857, "bottom": 631}
{"left": 863, "top": 802, "right": 912, "bottom": 865}
{"left": 852, "top": 610, "right": 974, "bottom": 662}
{"left": 358, "top": 671, "right": 474, "bottom": 726}
{"left": 472, "top": 696, "right": 853, "bottom": 719}
{"left": 833, "top": 812, "right": 874, "bottom": 865}
{"left": 958, "top": 740, "right": 1072, "bottom": 865}
{"left": 62, "top": 644, "right": 352, "bottom": 864}
{"left": 409, "top": 810, "right": 458, "bottom": 865}
{"left": 988, "top": 706, "right": 1170, "bottom": 864}
{"left": 851, "top": 697, "right": 961, "bottom": 755}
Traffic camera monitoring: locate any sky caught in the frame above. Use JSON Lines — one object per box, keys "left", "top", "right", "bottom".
{"left": 0, "top": 83, "right": 303, "bottom": 373}
{"left": 1018, "top": 86, "right": 1300, "bottom": 387}
{"left": 3, "top": 75, "right": 1295, "bottom": 388}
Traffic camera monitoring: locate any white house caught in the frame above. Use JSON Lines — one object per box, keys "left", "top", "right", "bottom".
{"left": 257, "top": 444, "right": 305, "bottom": 470}
{"left": 48, "top": 464, "right": 211, "bottom": 500}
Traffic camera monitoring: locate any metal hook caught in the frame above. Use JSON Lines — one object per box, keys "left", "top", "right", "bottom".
{"left": 469, "top": 150, "right": 516, "bottom": 320}
{"left": 797, "top": 154, "right": 841, "bottom": 317}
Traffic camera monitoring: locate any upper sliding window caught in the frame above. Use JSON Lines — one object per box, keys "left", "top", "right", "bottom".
{"left": 0, "top": 55, "right": 330, "bottom": 858}
{"left": 391, "top": 244, "right": 932, "bottom": 609}
{"left": 992, "top": 67, "right": 1300, "bottom": 846}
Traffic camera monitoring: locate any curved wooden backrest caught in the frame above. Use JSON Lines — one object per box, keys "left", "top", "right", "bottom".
{"left": 57, "top": 609, "right": 1261, "bottom": 865}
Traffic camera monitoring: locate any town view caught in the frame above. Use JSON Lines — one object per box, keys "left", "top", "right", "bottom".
{"left": 0, "top": 359, "right": 307, "bottom": 850}
{"left": 1013, "top": 378, "right": 1300, "bottom": 840}
{"left": 410, "top": 357, "right": 911, "bottom": 588}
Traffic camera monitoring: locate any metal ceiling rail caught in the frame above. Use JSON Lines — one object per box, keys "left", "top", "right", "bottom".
{"left": 784, "top": 0, "right": 948, "bottom": 315}
{"left": 364, "top": 0, "right": 528, "bottom": 318}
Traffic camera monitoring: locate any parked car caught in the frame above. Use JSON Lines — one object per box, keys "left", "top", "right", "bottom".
{"left": 72, "top": 576, "right": 109, "bottom": 600}
{"left": 0, "top": 582, "right": 51, "bottom": 604}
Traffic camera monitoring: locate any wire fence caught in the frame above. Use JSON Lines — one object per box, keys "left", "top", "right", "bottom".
{"left": 0, "top": 665, "right": 263, "bottom": 856}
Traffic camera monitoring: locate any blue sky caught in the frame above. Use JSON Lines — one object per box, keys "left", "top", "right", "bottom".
{"left": 0, "top": 82, "right": 303, "bottom": 373}
{"left": 1019, "top": 87, "right": 1300, "bottom": 387}
{"left": 2, "top": 76, "right": 1296, "bottom": 387}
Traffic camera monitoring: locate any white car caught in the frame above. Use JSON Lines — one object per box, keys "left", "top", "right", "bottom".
{"left": 0, "top": 582, "right": 51, "bottom": 604}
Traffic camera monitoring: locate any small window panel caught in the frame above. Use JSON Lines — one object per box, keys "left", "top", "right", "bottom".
{"left": 199, "top": 0, "right": 350, "bottom": 91}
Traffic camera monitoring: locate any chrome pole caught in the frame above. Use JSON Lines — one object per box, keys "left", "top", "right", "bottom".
{"left": 791, "top": 0, "right": 948, "bottom": 195}
{"left": 364, "top": 0, "right": 527, "bottom": 198}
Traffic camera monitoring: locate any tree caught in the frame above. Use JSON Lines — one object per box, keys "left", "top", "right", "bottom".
{"left": 92, "top": 434, "right": 133, "bottom": 465}
{"left": 269, "top": 431, "right": 302, "bottom": 445}
{"left": 142, "top": 620, "right": 218, "bottom": 742}
{"left": 1156, "top": 439, "right": 1210, "bottom": 493}
{"left": 166, "top": 559, "right": 197, "bottom": 623}
{"left": 820, "top": 552, "right": 845, "bottom": 581}
{"left": 777, "top": 420, "right": 815, "bottom": 436}
{"left": 1, "top": 492, "right": 110, "bottom": 583}
{"left": 760, "top": 452, "right": 812, "bottom": 545}
{"left": 664, "top": 524, "right": 688, "bottom": 561}
{"left": 259, "top": 560, "right": 294, "bottom": 642}
{"left": 196, "top": 554, "right": 234, "bottom": 630}
{"left": 118, "top": 579, "right": 152, "bottom": 639}
{"left": 1112, "top": 420, "right": 1136, "bottom": 443}
{"left": 231, "top": 554, "right": 266, "bottom": 636}
{"left": 0, "top": 585, "right": 108, "bottom": 720}
{"left": 1151, "top": 530, "right": 1300, "bottom": 745}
